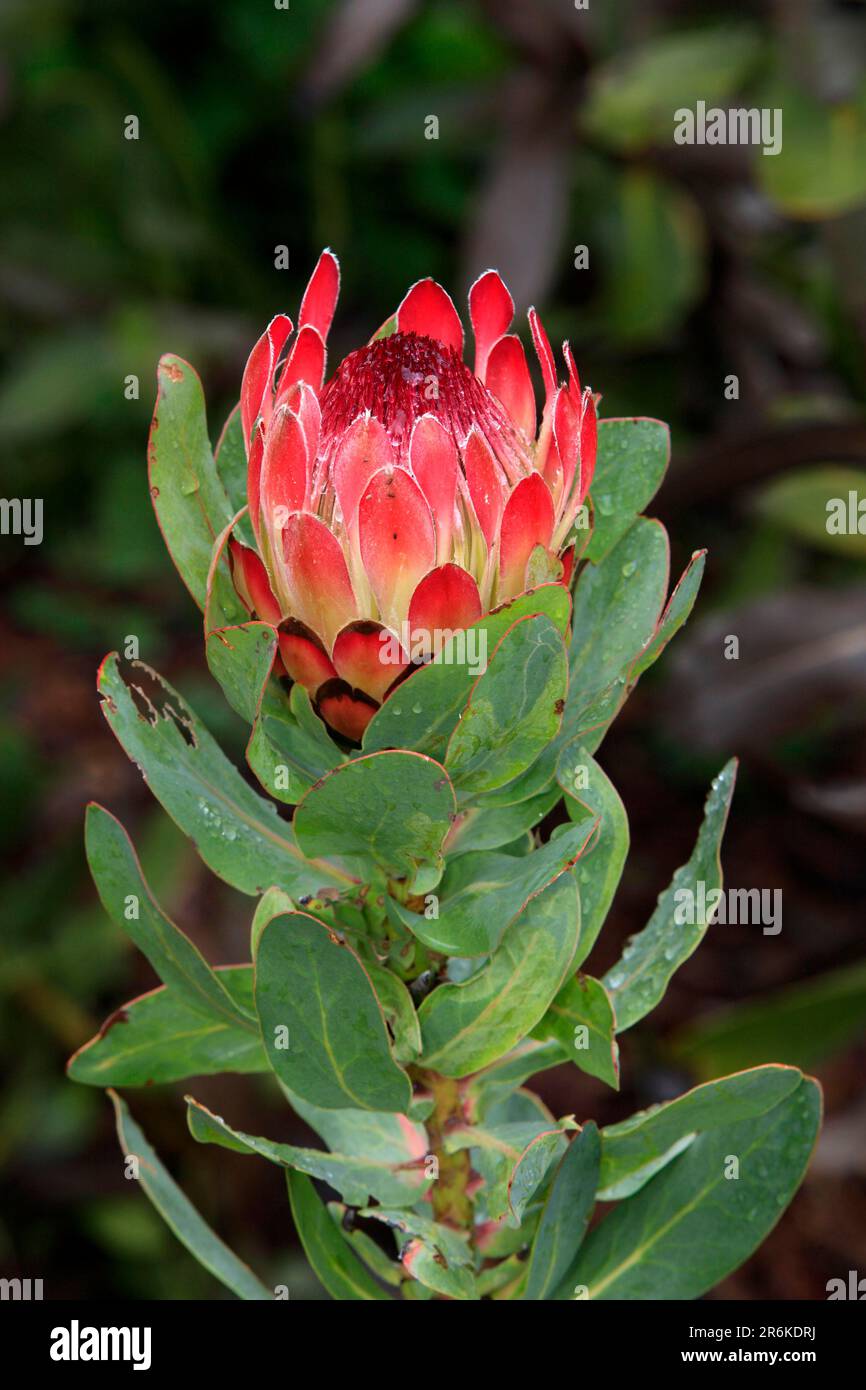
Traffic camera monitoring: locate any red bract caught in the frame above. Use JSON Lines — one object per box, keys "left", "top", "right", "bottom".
{"left": 230, "top": 251, "right": 597, "bottom": 739}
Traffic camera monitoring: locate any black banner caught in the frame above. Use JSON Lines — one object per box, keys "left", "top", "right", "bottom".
{"left": 4, "top": 1296, "right": 862, "bottom": 1376}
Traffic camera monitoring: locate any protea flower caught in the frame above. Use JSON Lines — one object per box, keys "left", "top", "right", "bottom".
{"left": 230, "top": 250, "right": 597, "bottom": 740}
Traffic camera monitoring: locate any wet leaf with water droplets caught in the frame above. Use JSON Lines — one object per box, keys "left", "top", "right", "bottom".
{"left": 554, "top": 1077, "right": 820, "bottom": 1299}
{"left": 603, "top": 760, "right": 737, "bottom": 1032}
{"left": 148, "top": 354, "right": 236, "bottom": 609}
{"left": 585, "top": 418, "right": 670, "bottom": 562}
{"left": 254, "top": 909, "right": 412, "bottom": 1112}
{"left": 597, "top": 1064, "right": 803, "bottom": 1202}
{"left": 98, "top": 654, "right": 347, "bottom": 898}
{"left": 294, "top": 750, "right": 455, "bottom": 878}
{"left": 362, "top": 584, "right": 571, "bottom": 761}
{"left": 417, "top": 872, "right": 581, "bottom": 1075}
{"left": 68, "top": 967, "right": 266, "bottom": 1086}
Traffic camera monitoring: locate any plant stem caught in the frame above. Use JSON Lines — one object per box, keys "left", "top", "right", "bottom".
{"left": 413, "top": 1068, "right": 473, "bottom": 1230}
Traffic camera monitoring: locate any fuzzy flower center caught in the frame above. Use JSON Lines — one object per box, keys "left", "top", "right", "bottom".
{"left": 319, "top": 331, "right": 524, "bottom": 465}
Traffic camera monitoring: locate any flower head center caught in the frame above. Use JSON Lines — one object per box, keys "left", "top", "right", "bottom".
{"left": 319, "top": 330, "right": 514, "bottom": 457}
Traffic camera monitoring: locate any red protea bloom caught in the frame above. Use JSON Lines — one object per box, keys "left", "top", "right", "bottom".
{"left": 230, "top": 250, "right": 597, "bottom": 740}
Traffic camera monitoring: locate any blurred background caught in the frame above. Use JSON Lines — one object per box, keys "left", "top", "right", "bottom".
{"left": 2, "top": 0, "right": 865, "bottom": 1300}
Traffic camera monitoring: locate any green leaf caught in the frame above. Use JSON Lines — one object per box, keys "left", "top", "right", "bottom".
{"left": 213, "top": 403, "right": 256, "bottom": 547}
{"left": 205, "top": 621, "right": 278, "bottom": 724}
{"left": 203, "top": 512, "right": 250, "bottom": 633}
{"left": 278, "top": 1082, "right": 427, "bottom": 1166}
{"left": 669, "top": 960, "right": 866, "bottom": 1080}
{"left": 630, "top": 548, "right": 706, "bottom": 680}
{"left": 445, "top": 614, "right": 567, "bottom": 795}
{"left": 288, "top": 683, "right": 346, "bottom": 776}
{"left": 582, "top": 25, "right": 761, "bottom": 154}
{"left": 148, "top": 354, "right": 234, "bottom": 609}
{"left": 417, "top": 872, "right": 580, "bottom": 1076}
{"left": 401, "top": 1238, "right": 479, "bottom": 1301}
{"left": 393, "top": 820, "right": 593, "bottom": 957}
{"left": 359, "top": 1207, "right": 473, "bottom": 1271}
{"left": 362, "top": 584, "right": 571, "bottom": 760}
{"left": 555, "top": 1077, "right": 821, "bottom": 1300}
{"left": 598, "top": 1065, "right": 804, "bottom": 1201}
{"left": 287, "top": 1171, "right": 391, "bottom": 1301}
{"left": 401, "top": 1281, "right": 436, "bottom": 1301}
{"left": 250, "top": 681, "right": 344, "bottom": 806}
{"left": 571, "top": 516, "right": 670, "bottom": 701}
{"left": 233, "top": 652, "right": 343, "bottom": 806}
{"left": 508, "top": 1129, "right": 571, "bottom": 1224}
{"left": 366, "top": 963, "right": 422, "bottom": 1063}
{"left": 84, "top": 803, "right": 253, "bottom": 1025}
{"left": 68, "top": 967, "right": 265, "bottom": 1086}
{"left": 254, "top": 910, "right": 412, "bottom": 1112}
{"left": 533, "top": 974, "right": 620, "bottom": 1089}
{"left": 294, "top": 750, "right": 455, "bottom": 879}
{"left": 205, "top": 622, "right": 342, "bottom": 805}
{"left": 250, "top": 886, "right": 295, "bottom": 956}
{"left": 604, "top": 760, "right": 737, "bottom": 1031}
{"left": 186, "top": 1097, "right": 429, "bottom": 1207}
{"left": 110, "top": 1091, "right": 271, "bottom": 1300}
{"left": 467, "top": 1040, "right": 568, "bottom": 1118}
{"left": 445, "top": 1112, "right": 557, "bottom": 1225}
{"left": 524, "top": 1123, "right": 600, "bottom": 1301}
{"left": 444, "top": 787, "right": 560, "bottom": 857}
{"left": 752, "top": 466, "right": 866, "bottom": 560}
{"left": 478, "top": 1253, "right": 530, "bottom": 1296}
{"left": 98, "top": 654, "right": 349, "bottom": 898}
{"left": 585, "top": 421, "right": 670, "bottom": 562}
{"left": 593, "top": 170, "right": 705, "bottom": 348}
{"left": 556, "top": 744, "right": 629, "bottom": 961}
{"left": 328, "top": 1204, "right": 404, "bottom": 1287}
{"left": 489, "top": 517, "right": 669, "bottom": 803}
{"left": 758, "top": 80, "right": 866, "bottom": 219}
